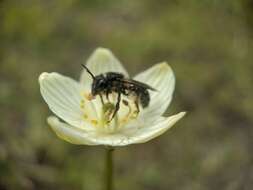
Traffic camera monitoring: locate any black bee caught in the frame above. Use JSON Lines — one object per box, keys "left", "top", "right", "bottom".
{"left": 81, "top": 64, "right": 156, "bottom": 120}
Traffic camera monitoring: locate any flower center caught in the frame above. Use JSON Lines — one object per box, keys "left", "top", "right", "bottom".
{"left": 80, "top": 92, "right": 140, "bottom": 133}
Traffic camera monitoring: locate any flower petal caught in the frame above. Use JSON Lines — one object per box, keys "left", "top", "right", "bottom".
{"left": 134, "top": 62, "right": 175, "bottom": 121}
{"left": 93, "top": 112, "right": 186, "bottom": 146}
{"left": 48, "top": 116, "right": 97, "bottom": 145}
{"left": 47, "top": 112, "right": 185, "bottom": 146}
{"left": 122, "top": 112, "right": 186, "bottom": 144}
{"left": 48, "top": 116, "right": 130, "bottom": 146}
{"left": 39, "top": 72, "right": 97, "bottom": 130}
{"left": 80, "top": 47, "right": 129, "bottom": 89}
{"left": 88, "top": 112, "right": 185, "bottom": 146}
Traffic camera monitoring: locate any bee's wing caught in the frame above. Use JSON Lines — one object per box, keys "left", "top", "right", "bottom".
{"left": 121, "top": 79, "right": 157, "bottom": 91}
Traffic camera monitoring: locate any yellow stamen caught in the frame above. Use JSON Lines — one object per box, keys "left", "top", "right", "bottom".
{"left": 91, "top": 120, "right": 98, "bottom": 125}
{"left": 130, "top": 109, "right": 139, "bottom": 119}
{"left": 121, "top": 118, "right": 127, "bottom": 125}
{"left": 84, "top": 93, "right": 94, "bottom": 101}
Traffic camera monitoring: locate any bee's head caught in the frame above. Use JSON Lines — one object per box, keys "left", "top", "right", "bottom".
{"left": 91, "top": 75, "right": 107, "bottom": 96}
{"left": 81, "top": 64, "right": 108, "bottom": 96}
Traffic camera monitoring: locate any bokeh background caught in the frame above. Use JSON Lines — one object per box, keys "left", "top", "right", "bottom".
{"left": 1, "top": 0, "right": 253, "bottom": 189}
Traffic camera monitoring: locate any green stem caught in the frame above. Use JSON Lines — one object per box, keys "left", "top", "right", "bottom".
{"left": 105, "top": 147, "right": 114, "bottom": 190}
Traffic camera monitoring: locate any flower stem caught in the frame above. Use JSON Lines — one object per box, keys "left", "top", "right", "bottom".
{"left": 105, "top": 147, "right": 114, "bottom": 190}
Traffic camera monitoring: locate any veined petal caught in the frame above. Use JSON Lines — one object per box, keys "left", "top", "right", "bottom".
{"left": 48, "top": 116, "right": 97, "bottom": 145}
{"left": 80, "top": 47, "right": 129, "bottom": 89}
{"left": 39, "top": 72, "right": 97, "bottom": 130}
{"left": 48, "top": 112, "right": 185, "bottom": 146}
{"left": 48, "top": 116, "right": 133, "bottom": 146}
{"left": 48, "top": 116, "right": 135, "bottom": 146}
{"left": 134, "top": 62, "right": 175, "bottom": 121}
{"left": 90, "top": 112, "right": 186, "bottom": 146}
{"left": 121, "top": 112, "right": 186, "bottom": 144}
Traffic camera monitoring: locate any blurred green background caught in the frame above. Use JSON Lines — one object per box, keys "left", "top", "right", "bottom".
{"left": 1, "top": 0, "right": 253, "bottom": 189}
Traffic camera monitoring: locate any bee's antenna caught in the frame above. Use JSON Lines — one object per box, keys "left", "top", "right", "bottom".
{"left": 81, "top": 64, "right": 95, "bottom": 79}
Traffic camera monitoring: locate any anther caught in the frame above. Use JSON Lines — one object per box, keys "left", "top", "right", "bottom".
{"left": 84, "top": 93, "right": 94, "bottom": 101}
{"left": 83, "top": 114, "right": 88, "bottom": 119}
{"left": 91, "top": 120, "right": 98, "bottom": 125}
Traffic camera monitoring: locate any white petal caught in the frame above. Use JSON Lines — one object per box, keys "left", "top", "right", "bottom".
{"left": 122, "top": 112, "right": 186, "bottom": 144}
{"left": 39, "top": 72, "right": 97, "bottom": 130}
{"left": 88, "top": 112, "right": 185, "bottom": 146}
{"left": 80, "top": 47, "right": 129, "bottom": 89}
{"left": 48, "top": 116, "right": 97, "bottom": 145}
{"left": 134, "top": 62, "right": 175, "bottom": 121}
{"left": 47, "top": 112, "right": 185, "bottom": 146}
{"left": 48, "top": 116, "right": 129, "bottom": 146}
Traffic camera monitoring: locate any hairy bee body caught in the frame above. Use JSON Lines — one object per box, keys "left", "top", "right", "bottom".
{"left": 81, "top": 64, "right": 156, "bottom": 120}
{"left": 92, "top": 72, "right": 153, "bottom": 108}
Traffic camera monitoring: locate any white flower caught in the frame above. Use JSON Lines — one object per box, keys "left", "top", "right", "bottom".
{"left": 39, "top": 48, "right": 185, "bottom": 146}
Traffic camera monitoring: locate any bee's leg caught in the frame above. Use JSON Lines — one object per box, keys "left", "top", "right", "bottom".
{"left": 106, "top": 91, "right": 110, "bottom": 102}
{"left": 134, "top": 100, "right": 140, "bottom": 116}
{"left": 123, "top": 99, "right": 131, "bottom": 115}
{"left": 122, "top": 99, "right": 128, "bottom": 106}
{"left": 110, "top": 93, "right": 121, "bottom": 121}
{"left": 99, "top": 94, "right": 105, "bottom": 105}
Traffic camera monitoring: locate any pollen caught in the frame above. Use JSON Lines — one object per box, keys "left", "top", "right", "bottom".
{"left": 91, "top": 120, "right": 98, "bottom": 125}
{"left": 83, "top": 114, "right": 88, "bottom": 119}
{"left": 83, "top": 93, "right": 94, "bottom": 101}
{"left": 80, "top": 99, "right": 85, "bottom": 109}
{"left": 120, "top": 118, "right": 128, "bottom": 125}
{"left": 131, "top": 110, "right": 139, "bottom": 119}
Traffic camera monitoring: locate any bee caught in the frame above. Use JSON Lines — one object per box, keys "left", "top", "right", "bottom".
{"left": 81, "top": 64, "right": 156, "bottom": 120}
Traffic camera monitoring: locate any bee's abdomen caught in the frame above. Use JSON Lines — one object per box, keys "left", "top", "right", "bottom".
{"left": 139, "top": 90, "right": 150, "bottom": 108}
